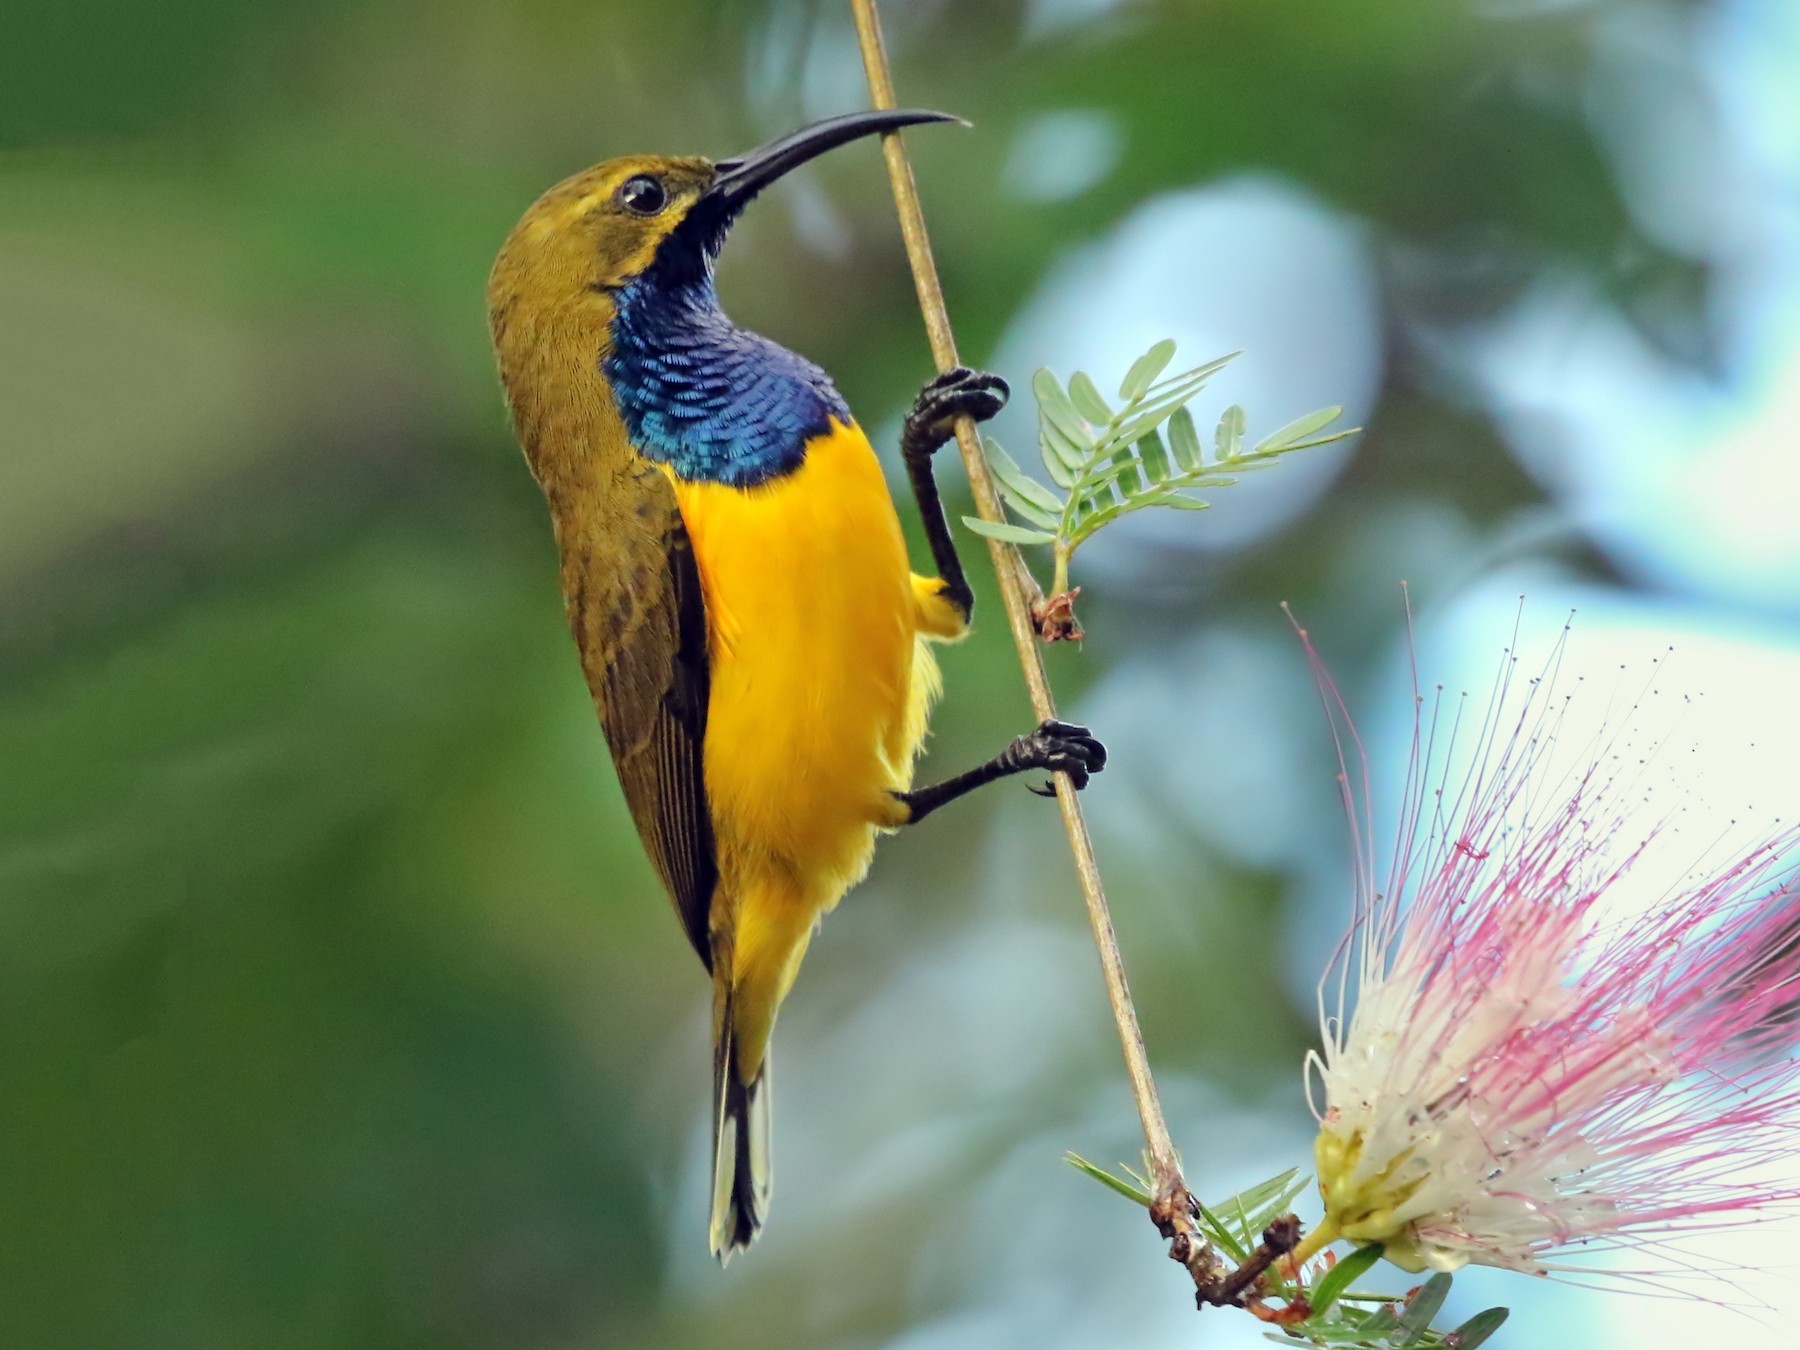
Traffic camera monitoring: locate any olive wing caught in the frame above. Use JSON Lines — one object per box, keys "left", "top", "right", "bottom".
{"left": 561, "top": 461, "right": 716, "bottom": 969}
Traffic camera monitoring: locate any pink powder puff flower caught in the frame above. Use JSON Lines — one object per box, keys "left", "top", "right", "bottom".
{"left": 1288, "top": 610, "right": 1800, "bottom": 1285}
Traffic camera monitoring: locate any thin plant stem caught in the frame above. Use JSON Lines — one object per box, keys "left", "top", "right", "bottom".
{"left": 848, "top": 0, "right": 1189, "bottom": 1209}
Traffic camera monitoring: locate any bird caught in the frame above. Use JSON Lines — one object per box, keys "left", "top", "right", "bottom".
{"left": 486, "top": 109, "right": 1106, "bottom": 1262}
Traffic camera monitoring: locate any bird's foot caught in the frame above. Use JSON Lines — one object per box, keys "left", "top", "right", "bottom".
{"left": 902, "top": 367, "right": 1010, "bottom": 460}
{"left": 1007, "top": 719, "right": 1108, "bottom": 796}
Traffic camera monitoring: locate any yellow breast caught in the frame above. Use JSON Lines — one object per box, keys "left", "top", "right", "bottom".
{"left": 668, "top": 419, "right": 929, "bottom": 892}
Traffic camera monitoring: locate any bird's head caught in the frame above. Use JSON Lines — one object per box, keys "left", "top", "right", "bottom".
{"left": 488, "top": 108, "right": 962, "bottom": 317}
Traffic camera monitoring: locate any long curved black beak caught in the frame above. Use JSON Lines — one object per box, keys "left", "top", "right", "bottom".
{"left": 702, "top": 108, "right": 964, "bottom": 215}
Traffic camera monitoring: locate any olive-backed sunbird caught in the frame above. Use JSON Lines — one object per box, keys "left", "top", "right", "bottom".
{"left": 486, "top": 110, "right": 1106, "bottom": 1262}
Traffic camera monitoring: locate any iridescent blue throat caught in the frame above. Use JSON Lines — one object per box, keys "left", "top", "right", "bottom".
{"left": 605, "top": 261, "right": 849, "bottom": 488}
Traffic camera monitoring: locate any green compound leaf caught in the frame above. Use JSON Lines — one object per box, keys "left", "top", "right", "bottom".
{"left": 983, "top": 341, "right": 1351, "bottom": 606}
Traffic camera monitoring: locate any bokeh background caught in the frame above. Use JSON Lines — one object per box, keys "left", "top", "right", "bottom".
{"left": 5, "top": 0, "right": 1800, "bottom": 1346}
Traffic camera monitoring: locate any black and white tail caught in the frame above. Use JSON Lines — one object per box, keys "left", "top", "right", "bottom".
{"left": 709, "top": 1017, "right": 771, "bottom": 1263}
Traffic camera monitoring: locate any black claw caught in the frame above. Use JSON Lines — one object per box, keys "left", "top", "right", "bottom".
{"left": 1011, "top": 717, "right": 1107, "bottom": 796}
{"left": 1026, "top": 780, "right": 1057, "bottom": 798}
{"left": 903, "top": 367, "right": 1011, "bottom": 460}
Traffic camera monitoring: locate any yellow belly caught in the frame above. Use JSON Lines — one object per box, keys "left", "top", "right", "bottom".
{"left": 668, "top": 418, "right": 938, "bottom": 1041}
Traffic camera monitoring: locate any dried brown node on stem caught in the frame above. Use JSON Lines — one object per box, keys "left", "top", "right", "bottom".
{"left": 1156, "top": 1187, "right": 1311, "bottom": 1319}
{"left": 1031, "top": 587, "right": 1083, "bottom": 643}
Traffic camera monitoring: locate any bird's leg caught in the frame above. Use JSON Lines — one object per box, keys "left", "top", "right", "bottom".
{"left": 900, "top": 367, "right": 1010, "bottom": 622}
{"left": 893, "top": 719, "right": 1105, "bottom": 824}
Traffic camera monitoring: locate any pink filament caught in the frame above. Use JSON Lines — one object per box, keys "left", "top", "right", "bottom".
{"left": 1295, "top": 597, "right": 1800, "bottom": 1271}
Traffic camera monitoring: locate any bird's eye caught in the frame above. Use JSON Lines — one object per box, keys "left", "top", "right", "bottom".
{"left": 617, "top": 175, "right": 668, "bottom": 217}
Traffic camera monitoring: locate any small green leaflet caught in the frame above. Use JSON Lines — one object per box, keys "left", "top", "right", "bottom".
{"left": 1445, "top": 1308, "right": 1509, "bottom": 1348}
{"left": 1216, "top": 403, "right": 1246, "bottom": 459}
{"left": 1066, "top": 370, "right": 1114, "bottom": 424}
{"left": 1120, "top": 337, "right": 1177, "bottom": 400}
{"left": 1255, "top": 405, "right": 1346, "bottom": 454}
{"left": 1062, "top": 1152, "right": 1152, "bottom": 1207}
{"left": 1031, "top": 368, "right": 1091, "bottom": 489}
{"left": 1306, "top": 1243, "right": 1383, "bottom": 1317}
{"left": 1168, "top": 406, "right": 1203, "bottom": 469}
{"left": 963, "top": 518, "right": 1056, "bottom": 546}
{"left": 1395, "top": 1274, "right": 1451, "bottom": 1345}
{"left": 982, "top": 437, "right": 1064, "bottom": 527}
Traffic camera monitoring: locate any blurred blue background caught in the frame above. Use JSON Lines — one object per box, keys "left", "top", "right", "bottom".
{"left": 4, "top": 0, "right": 1798, "bottom": 1345}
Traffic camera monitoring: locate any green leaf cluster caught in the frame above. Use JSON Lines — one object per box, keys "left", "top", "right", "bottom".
{"left": 964, "top": 340, "right": 1356, "bottom": 592}
{"left": 1267, "top": 1265, "right": 1508, "bottom": 1350}
{"left": 1065, "top": 1156, "right": 1508, "bottom": 1349}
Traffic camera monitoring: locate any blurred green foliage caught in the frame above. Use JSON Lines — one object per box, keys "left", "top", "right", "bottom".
{"left": 0, "top": 2, "right": 1683, "bottom": 1346}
